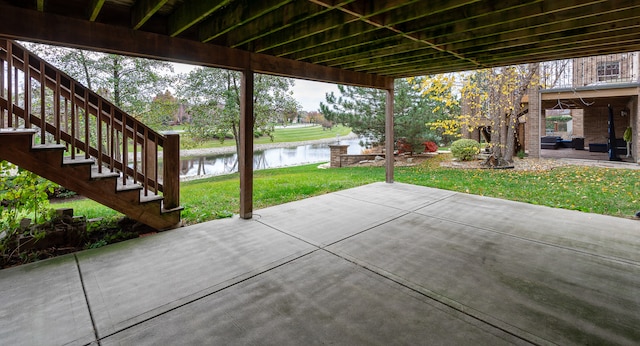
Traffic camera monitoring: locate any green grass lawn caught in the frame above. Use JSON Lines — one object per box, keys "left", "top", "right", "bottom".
{"left": 53, "top": 155, "right": 640, "bottom": 226}
{"left": 394, "top": 155, "right": 639, "bottom": 217}
{"left": 183, "top": 124, "right": 352, "bottom": 149}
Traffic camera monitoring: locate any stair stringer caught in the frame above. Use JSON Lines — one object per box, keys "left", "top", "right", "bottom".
{"left": 0, "top": 130, "right": 182, "bottom": 230}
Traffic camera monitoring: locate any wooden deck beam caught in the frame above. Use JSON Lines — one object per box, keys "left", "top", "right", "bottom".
{"left": 385, "top": 79, "right": 394, "bottom": 184}
{"left": 0, "top": 5, "right": 390, "bottom": 89}
{"left": 239, "top": 69, "right": 254, "bottom": 219}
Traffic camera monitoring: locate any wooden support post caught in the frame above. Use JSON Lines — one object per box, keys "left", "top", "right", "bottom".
{"left": 239, "top": 69, "right": 254, "bottom": 219}
{"left": 162, "top": 131, "right": 180, "bottom": 210}
{"left": 385, "top": 79, "right": 394, "bottom": 183}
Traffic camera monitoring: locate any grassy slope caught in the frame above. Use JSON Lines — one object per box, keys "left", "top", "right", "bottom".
{"left": 53, "top": 156, "right": 640, "bottom": 225}
{"left": 185, "top": 125, "right": 352, "bottom": 149}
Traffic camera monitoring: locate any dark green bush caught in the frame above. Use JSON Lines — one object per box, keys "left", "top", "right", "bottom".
{"left": 450, "top": 139, "right": 480, "bottom": 161}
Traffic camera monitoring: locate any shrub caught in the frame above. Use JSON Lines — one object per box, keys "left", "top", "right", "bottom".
{"left": 1, "top": 161, "right": 56, "bottom": 265}
{"left": 396, "top": 137, "right": 414, "bottom": 154}
{"left": 450, "top": 139, "right": 480, "bottom": 161}
{"left": 423, "top": 141, "right": 438, "bottom": 153}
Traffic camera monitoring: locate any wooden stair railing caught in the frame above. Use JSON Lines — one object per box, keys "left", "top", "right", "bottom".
{"left": 0, "top": 39, "right": 181, "bottom": 229}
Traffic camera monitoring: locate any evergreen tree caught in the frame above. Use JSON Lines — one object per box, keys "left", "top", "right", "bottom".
{"left": 320, "top": 77, "right": 456, "bottom": 151}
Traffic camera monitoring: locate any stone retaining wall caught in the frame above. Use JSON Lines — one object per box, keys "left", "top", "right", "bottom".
{"left": 338, "top": 154, "right": 384, "bottom": 167}
{"left": 329, "top": 144, "right": 385, "bottom": 167}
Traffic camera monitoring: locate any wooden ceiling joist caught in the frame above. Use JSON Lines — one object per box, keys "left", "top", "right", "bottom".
{"left": 459, "top": 23, "right": 640, "bottom": 60}
{"left": 263, "top": 0, "right": 444, "bottom": 57}
{"left": 428, "top": 0, "right": 640, "bottom": 50}
{"left": 289, "top": 0, "right": 542, "bottom": 64}
{"left": 132, "top": 0, "right": 170, "bottom": 30}
{"left": 0, "top": 4, "right": 390, "bottom": 89}
{"left": 2, "top": 0, "right": 640, "bottom": 83}
{"left": 88, "top": 0, "right": 105, "bottom": 21}
{"left": 198, "top": 0, "right": 295, "bottom": 44}
{"left": 317, "top": 40, "right": 426, "bottom": 66}
{"left": 314, "top": 0, "right": 482, "bottom": 70}
{"left": 276, "top": 27, "right": 392, "bottom": 60}
{"left": 250, "top": 9, "right": 359, "bottom": 53}
{"left": 211, "top": 1, "right": 329, "bottom": 48}
{"left": 168, "top": 0, "right": 232, "bottom": 37}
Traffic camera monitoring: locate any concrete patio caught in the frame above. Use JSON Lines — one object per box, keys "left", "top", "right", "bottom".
{"left": 541, "top": 147, "right": 638, "bottom": 165}
{"left": 1, "top": 182, "right": 639, "bottom": 345}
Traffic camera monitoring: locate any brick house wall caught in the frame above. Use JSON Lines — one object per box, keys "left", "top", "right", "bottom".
{"left": 582, "top": 105, "right": 632, "bottom": 146}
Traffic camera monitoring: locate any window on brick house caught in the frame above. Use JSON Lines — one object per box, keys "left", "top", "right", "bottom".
{"left": 597, "top": 61, "right": 620, "bottom": 81}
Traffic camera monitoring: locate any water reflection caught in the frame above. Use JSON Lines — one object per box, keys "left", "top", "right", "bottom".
{"left": 180, "top": 139, "right": 363, "bottom": 178}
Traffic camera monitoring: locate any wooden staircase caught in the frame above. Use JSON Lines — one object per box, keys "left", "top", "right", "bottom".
{"left": 0, "top": 40, "right": 181, "bottom": 230}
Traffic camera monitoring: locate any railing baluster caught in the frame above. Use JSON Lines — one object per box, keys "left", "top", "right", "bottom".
{"left": 54, "top": 71, "right": 61, "bottom": 143}
{"left": 133, "top": 121, "right": 138, "bottom": 184}
{"left": 122, "top": 112, "right": 128, "bottom": 186}
{"left": 84, "top": 87, "right": 89, "bottom": 159}
{"left": 1, "top": 51, "right": 5, "bottom": 128}
{"left": 144, "top": 127, "right": 150, "bottom": 196}
{"left": 143, "top": 127, "right": 148, "bottom": 196}
{"left": 13, "top": 65, "right": 18, "bottom": 127}
{"left": 154, "top": 137, "right": 158, "bottom": 194}
{"left": 0, "top": 41, "right": 4, "bottom": 100}
{"left": 97, "top": 98, "right": 103, "bottom": 173}
{"left": 70, "top": 81, "right": 75, "bottom": 159}
{"left": 110, "top": 105, "right": 115, "bottom": 173}
{"left": 6, "top": 41, "right": 12, "bottom": 128}
{"left": 23, "top": 48, "right": 30, "bottom": 129}
{"left": 40, "top": 60, "right": 45, "bottom": 144}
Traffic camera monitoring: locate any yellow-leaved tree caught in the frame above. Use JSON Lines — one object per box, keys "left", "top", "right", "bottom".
{"left": 409, "top": 74, "right": 461, "bottom": 146}
{"left": 461, "top": 64, "right": 539, "bottom": 166}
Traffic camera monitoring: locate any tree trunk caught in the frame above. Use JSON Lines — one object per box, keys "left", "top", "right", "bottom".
{"left": 78, "top": 50, "right": 92, "bottom": 90}
{"left": 504, "top": 112, "right": 517, "bottom": 162}
{"left": 232, "top": 122, "right": 240, "bottom": 154}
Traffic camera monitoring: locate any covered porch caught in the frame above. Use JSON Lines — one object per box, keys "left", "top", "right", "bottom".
{"left": 2, "top": 182, "right": 639, "bottom": 345}
{"left": 1, "top": 2, "right": 640, "bottom": 344}
{"left": 535, "top": 89, "right": 639, "bottom": 163}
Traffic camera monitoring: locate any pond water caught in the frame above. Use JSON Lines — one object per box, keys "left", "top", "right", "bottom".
{"left": 179, "top": 138, "right": 364, "bottom": 178}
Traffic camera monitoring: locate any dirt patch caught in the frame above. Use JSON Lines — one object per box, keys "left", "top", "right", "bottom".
{"left": 1, "top": 215, "right": 155, "bottom": 269}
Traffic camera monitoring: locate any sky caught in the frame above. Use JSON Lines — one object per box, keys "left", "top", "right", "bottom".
{"left": 290, "top": 79, "right": 340, "bottom": 112}
{"left": 173, "top": 62, "right": 340, "bottom": 112}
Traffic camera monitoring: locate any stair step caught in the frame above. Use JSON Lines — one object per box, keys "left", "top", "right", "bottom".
{"left": 162, "top": 205, "right": 185, "bottom": 214}
{"left": 0, "top": 128, "right": 37, "bottom": 135}
{"left": 32, "top": 144, "right": 66, "bottom": 151}
{"left": 140, "top": 194, "right": 164, "bottom": 204}
{"left": 90, "top": 167, "right": 121, "bottom": 180}
{"left": 116, "top": 181, "right": 144, "bottom": 192}
{"left": 63, "top": 156, "right": 95, "bottom": 165}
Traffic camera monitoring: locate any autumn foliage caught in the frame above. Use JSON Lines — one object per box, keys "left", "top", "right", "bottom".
{"left": 423, "top": 141, "right": 438, "bottom": 153}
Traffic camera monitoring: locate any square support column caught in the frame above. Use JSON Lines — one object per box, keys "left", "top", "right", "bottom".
{"left": 634, "top": 96, "right": 640, "bottom": 163}
{"left": 385, "top": 80, "right": 395, "bottom": 183}
{"left": 239, "top": 69, "right": 254, "bottom": 219}
{"left": 526, "top": 86, "right": 541, "bottom": 158}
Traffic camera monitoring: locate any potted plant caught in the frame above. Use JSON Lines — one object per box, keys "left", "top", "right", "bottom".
{"left": 623, "top": 127, "right": 632, "bottom": 158}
